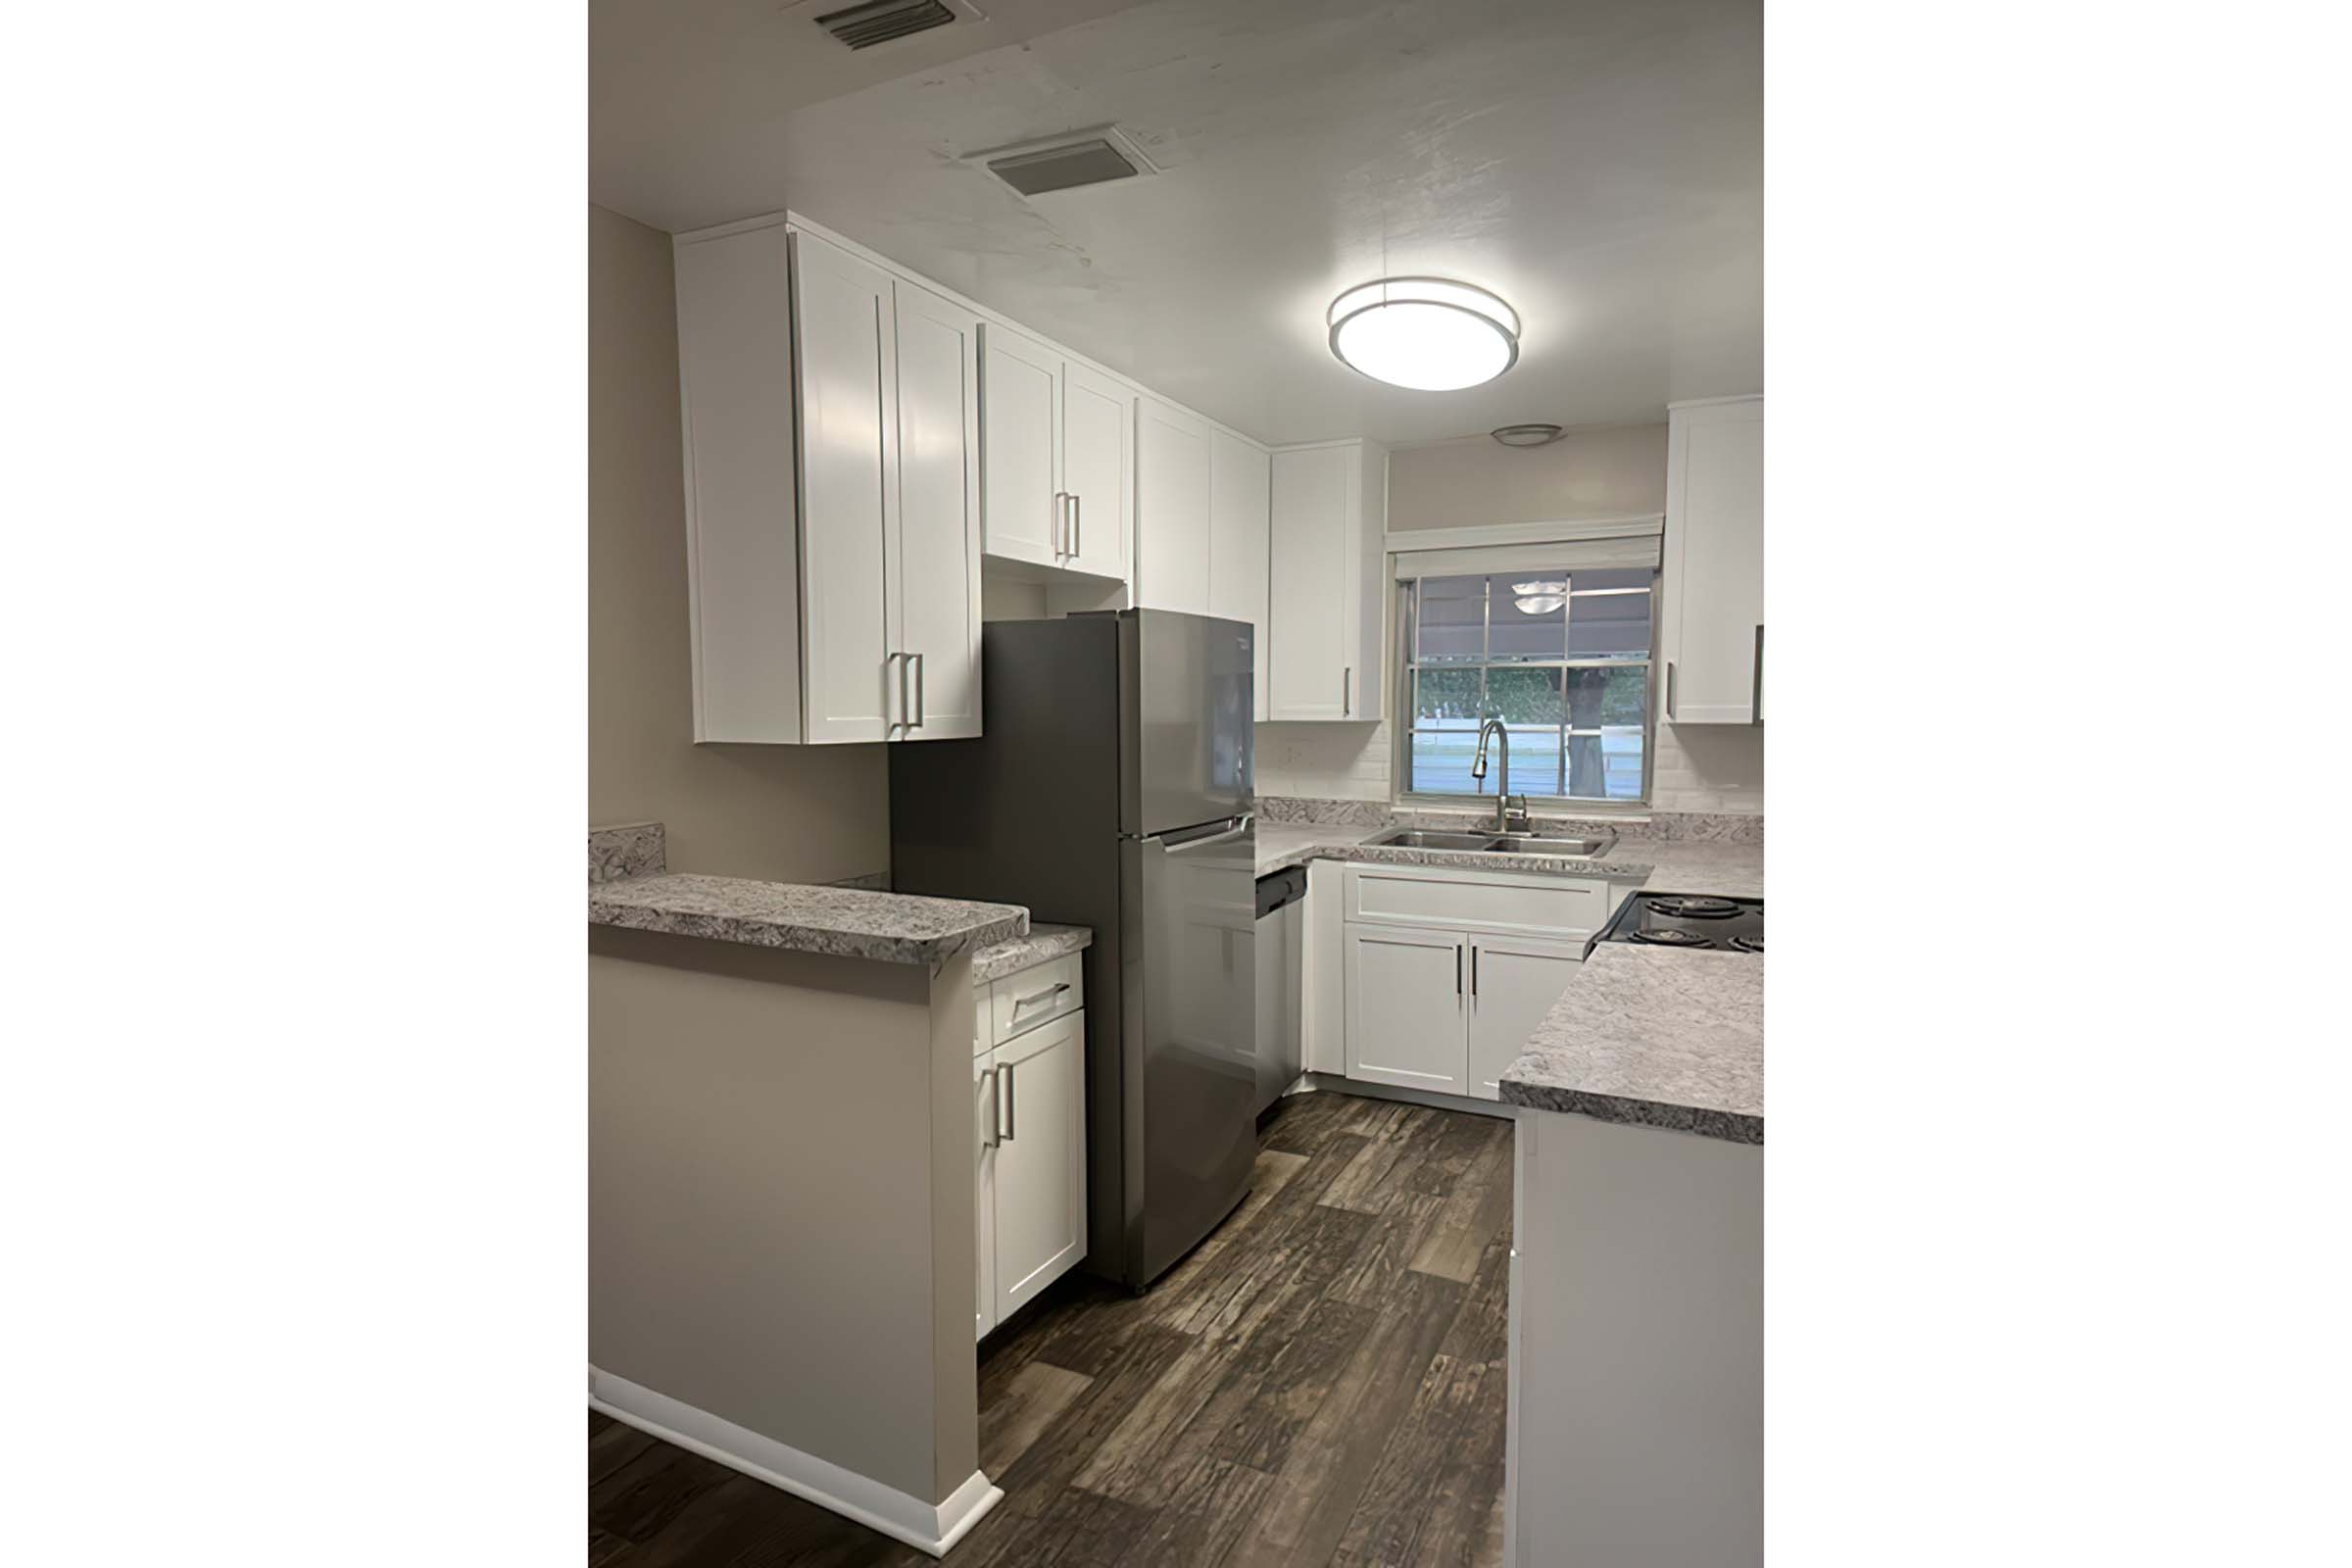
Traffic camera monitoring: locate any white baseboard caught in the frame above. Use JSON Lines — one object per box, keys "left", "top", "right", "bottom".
{"left": 1296, "top": 1072, "right": 1522, "bottom": 1122}
{"left": 588, "top": 1366, "right": 1003, "bottom": 1557}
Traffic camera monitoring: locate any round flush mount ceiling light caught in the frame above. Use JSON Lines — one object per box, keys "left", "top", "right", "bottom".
{"left": 1491, "top": 422, "right": 1564, "bottom": 447}
{"left": 1327, "top": 277, "right": 1520, "bottom": 391}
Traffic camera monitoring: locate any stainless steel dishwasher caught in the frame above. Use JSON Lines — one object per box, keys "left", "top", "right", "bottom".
{"left": 1251, "top": 864, "right": 1308, "bottom": 1116}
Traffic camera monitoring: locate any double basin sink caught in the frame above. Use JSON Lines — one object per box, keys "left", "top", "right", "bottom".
{"left": 1367, "top": 827, "right": 1618, "bottom": 860}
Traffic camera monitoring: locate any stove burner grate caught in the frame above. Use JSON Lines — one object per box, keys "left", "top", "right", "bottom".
{"left": 1646, "top": 896, "right": 1741, "bottom": 918}
{"left": 1632, "top": 927, "right": 1714, "bottom": 947}
{"left": 1729, "top": 935, "right": 1763, "bottom": 954}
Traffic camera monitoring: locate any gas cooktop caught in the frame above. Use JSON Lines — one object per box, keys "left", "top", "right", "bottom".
{"left": 1590, "top": 891, "right": 1763, "bottom": 956}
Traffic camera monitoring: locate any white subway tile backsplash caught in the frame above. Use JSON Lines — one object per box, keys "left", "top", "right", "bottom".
{"left": 1256, "top": 711, "right": 1761, "bottom": 815}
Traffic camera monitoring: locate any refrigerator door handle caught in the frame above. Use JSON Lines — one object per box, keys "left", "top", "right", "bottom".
{"left": 1149, "top": 813, "right": 1253, "bottom": 854}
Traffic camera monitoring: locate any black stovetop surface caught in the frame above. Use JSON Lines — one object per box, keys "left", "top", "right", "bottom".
{"left": 1592, "top": 891, "right": 1763, "bottom": 955}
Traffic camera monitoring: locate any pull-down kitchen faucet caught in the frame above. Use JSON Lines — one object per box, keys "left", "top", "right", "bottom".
{"left": 1470, "top": 715, "right": 1532, "bottom": 833}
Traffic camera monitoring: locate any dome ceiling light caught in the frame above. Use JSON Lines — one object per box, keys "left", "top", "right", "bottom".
{"left": 1327, "top": 277, "right": 1520, "bottom": 391}
{"left": 1492, "top": 422, "right": 1563, "bottom": 447}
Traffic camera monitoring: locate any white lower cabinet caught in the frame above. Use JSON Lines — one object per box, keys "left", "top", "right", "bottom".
{"left": 1344, "top": 922, "right": 1470, "bottom": 1095}
{"left": 987, "top": 1011, "right": 1087, "bottom": 1324}
{"left": 1466, "top": 935, "right": 1587, "bottom": 1099}
{"left": 973, "top": 1047, "right": 998, "bottom": 1340}
{"left": 1337, "top": 865, "right": 1600, "bottom": 1103}
{"left": 974, "top": 960, "right": 1088, "bottom": 1341}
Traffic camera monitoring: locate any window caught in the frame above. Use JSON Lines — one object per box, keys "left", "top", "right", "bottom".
{"left": 1400, "top": 567, "right": 1654, "bottom": 803}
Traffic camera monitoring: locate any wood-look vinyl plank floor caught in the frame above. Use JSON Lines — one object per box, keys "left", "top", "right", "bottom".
{"left": 588, "top": 1090, "right": 1512, "bottom": 1568}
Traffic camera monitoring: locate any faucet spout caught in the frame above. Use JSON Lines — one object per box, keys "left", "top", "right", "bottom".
{"left": 1472, "top": 715, "right": 1524, "bottom": 832}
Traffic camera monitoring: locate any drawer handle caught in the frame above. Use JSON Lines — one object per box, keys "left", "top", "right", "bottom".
{"left": 1013, "top": 980, "right": 1071, "bottom": 1012}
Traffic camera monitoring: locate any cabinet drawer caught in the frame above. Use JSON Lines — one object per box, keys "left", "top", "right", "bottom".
{"left": 988, "top": 952, "right": 1085, "bottom": 1047}
{"left": 1345, "top": 864, "right": 1609, "bottom": 941}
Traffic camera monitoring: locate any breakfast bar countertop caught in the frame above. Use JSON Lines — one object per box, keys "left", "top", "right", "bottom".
{"left": 588, "top": 873, "right": 1028, "bottom": 967}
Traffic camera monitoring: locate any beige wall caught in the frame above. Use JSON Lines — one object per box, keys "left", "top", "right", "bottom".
{"left": 1387, "top": 421, "right": 1668, "bottom": 531}
{"left": 589, "top": 204, "right": 890, "bottom": 879}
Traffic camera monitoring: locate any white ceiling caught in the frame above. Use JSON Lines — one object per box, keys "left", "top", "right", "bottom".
{"left": 591, "top": 0, "right": 1761, "bottom": 446}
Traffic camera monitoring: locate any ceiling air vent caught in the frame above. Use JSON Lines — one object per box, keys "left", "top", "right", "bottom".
{"left": 815, "top": 0, "right": 956, "bottom": 50}
{"left": 971, "top": 126, "right": 1160, "bottom": 198}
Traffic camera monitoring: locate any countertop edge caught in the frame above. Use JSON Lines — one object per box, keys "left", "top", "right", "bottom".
{"left": 1496, "top": 1082, "right": 1764, "bottom": 1145}
{"left": 587, "top": 881, "right": 1030, "bottom": 968}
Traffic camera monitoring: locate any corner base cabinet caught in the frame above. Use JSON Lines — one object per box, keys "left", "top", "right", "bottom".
{"left": 973, "top": 953, "right": 1088, "bottom": 1339}
{"left": 673, "top": 218, "right": 982, "bottom": 744}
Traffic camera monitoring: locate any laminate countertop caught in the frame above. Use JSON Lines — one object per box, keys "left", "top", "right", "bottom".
{"left": 1496, "top": 945, "right": 1763, "bottom": 1143}
{"left": 971, "top": 922, "right": 1094, "bottom": 984}
{"left": 1255, "top": 824, "right": 1762, "bottom": 900}
{"left": 588, "top": 874, "right": 1027, "bottom": 967}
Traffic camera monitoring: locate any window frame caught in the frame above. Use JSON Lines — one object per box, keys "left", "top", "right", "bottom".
{"left": 1392, "top": 567, "right": 1660, "bottom": 810}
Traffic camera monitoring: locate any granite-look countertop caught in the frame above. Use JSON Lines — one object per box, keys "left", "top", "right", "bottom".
{"left": 1255, "top": 823, "right": 1657, "bottom": 882}
{"left": 1496, "top": 945, "right": 1763, "bottom": 1143}
{"left": 1254, "top": 822, "right": 1760, "bottom": 901}
{"left": 1637, "top": 840, "right": 1763, "bottom": 899}
{"left": 1255, "top": 823, "right": 1391, "bottom": 875}
{"left": 589, "top": 874, "right": 1027, "bottom": 967}
{"left": 972, "top": 922, "right": 1093, "bottom": 984}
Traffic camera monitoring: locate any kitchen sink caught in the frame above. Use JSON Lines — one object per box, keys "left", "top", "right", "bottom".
{"left": 1366, "top": 829, "right": 1507, "bottom": 852}
{"left": 1364, "top": 827, "right": 1619, "bottom": 858}
{"left": 1490, "top": 832, "right": 1617, "bottom": 858}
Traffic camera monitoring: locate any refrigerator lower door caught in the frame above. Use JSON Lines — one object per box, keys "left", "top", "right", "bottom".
{"left": 1125, "top": 815, "right": 1258, "bottom": 1286}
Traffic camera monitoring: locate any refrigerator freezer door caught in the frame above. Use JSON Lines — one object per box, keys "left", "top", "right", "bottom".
{"left": 1127, "top": 610, "right": 1254, "bottom": 839}
{"left": 1126, "top": 814, "right": 1258, "bottom": 1286}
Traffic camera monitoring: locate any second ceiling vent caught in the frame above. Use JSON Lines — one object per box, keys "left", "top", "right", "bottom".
{"left": 971, "top": 126, "right": 1160, "bottom": 199}
{"left": 814, "top": 0, "right": 956, "bottom": 50}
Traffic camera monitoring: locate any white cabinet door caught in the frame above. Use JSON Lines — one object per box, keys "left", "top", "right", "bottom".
{"left": 991, "top": 1010, "right": 1087, "bottom": 1320}
{"left": 674, "top": 221, "right": 803, "bottom": 744}
{"left": 1060, "top": 363, "right": 1133, "bottom": 581}
{"left": 981, "top": 322, "right": 1062, "bottom": 568}
{"left": 974, "top": 1047, "right": 998, "bottom": 1340}
{"left": 790, "top": 230, "right": 898, "bottom": 743}
{"left": 1208, "top": 428, "right": 1271, "bottom": 701}
{"left": 1268, "top": 445, "right": 1350, "bottom": 719}
{"left": 891, "top": 280, "right": 984, "bottom": 740}
{"left": 1661, "top": 397, "right": 1763, "bottom": 725}
{"left": 1467, "top": 935, "right": 1585, "bottom": 1101}
{"left": 1343, "top": 922, "right": 1468, "bottom": 1094}
{"left": 1137, "top": 397, "right": 1212, "bottom": 614}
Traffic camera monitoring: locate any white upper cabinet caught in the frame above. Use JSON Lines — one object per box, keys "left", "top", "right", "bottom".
{"left": 1659, "top": 395, "right": 1763, "bottom": 725}
{"left": 673, "top": 220, "right": 980, "bottom": 744}
{"left": 1059, "top": 363, "right": 1133, "bottom": 581}
{"left": 979, "top": 322, "right": 1063, "bottom": 570}
{"left": 890, "top": 279, "right": 985, "bottom": 740}
{"left": 1268, "top": 439, "right": 1388, "bottom": 721}
{"left": 1136, "top": 397, "right": 1213, "bottom": 615}
{"left": 982, "top": 325, "right": 1131, "bottom": 583}
{"left": 792, "top": 233, "right": 898, "bottom": 743}
{"left": 1207, "top": 428, "right": 1272, "bottom": 702}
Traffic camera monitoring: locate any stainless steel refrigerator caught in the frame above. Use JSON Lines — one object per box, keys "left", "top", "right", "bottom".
{"left": 889, "top": 609, "right": 1257, "bottom": 1291}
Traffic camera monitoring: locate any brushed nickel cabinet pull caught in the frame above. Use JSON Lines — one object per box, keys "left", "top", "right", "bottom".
{"left": 1001, "top": 1061, "right": 1016, "bottom": 1143}
{"left": 1665, "top": 661, "right": 1678, "bottom": 720}
{"left": 912, "top": 652, "right": 926, "bottom": 729}
{"left": 1013, "top": 980, "right": 1070, "bottom": 1011}
{"left": 1751, "top": 625, "right": 1763, "bottom": 723}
